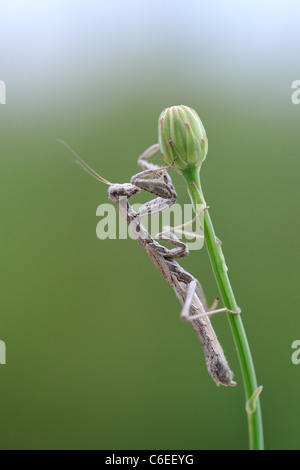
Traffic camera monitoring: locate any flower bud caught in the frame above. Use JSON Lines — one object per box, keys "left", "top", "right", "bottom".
{"left": 158, "top": 105, "right": 208, "bottom": 174}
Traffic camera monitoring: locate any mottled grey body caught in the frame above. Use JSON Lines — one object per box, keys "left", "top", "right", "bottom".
{"left": 108, "top": 144, "right": 236, "bottom": 387}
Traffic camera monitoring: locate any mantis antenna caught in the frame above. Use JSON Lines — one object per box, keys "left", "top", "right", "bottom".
{"left": 57, "top": 139, "right": 112, "bottom": 186}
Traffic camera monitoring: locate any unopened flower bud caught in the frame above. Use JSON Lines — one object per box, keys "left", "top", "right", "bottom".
{"left": 158, "top": 105, "right": 208, "bottom": 174}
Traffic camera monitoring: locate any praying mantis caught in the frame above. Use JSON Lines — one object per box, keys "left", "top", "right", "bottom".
{"left": 59, "top": 140, "right": 240, "bottom": 387}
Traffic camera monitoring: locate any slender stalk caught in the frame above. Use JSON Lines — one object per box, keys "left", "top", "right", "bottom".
{"left": 182, "top": 167, "right": 264, "bottom": 451}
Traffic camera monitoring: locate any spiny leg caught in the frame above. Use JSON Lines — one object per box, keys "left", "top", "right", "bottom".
{"left": 186, "top": 306, "right": 242, "bottom": 321}
{"left": 180, "top": 279, "right": 241, "bottom": 322}
{"left": 180, "top": 280, "right": 200, "bottom": 320}
{"left": 165, "top": 226, "right": 222, "bottom": 251}
{"left": 109, "top": 167, "right": 179, "bottom": 246}
{"left": 156, "top": 230, "right": 189, "bottom": 259}
{"left": 131, "top": 168, "right": 177, "bottom": 218}
{"left": 108, "top": 177, "right": 177, "bottom": 247}
{"left": 131, "top": 168, "right": 176, "bottom": 199}
{"left": 165, "top": 203, "right": 224, "bottom": 247}
{"left": 209, "top": 297, "right": 220, "bottom": 311}
{"left": 158, "top": 207, "right": 208, "bottom": 246}
{"left": 137, "top": 143, "right": 161, "bottom": 171}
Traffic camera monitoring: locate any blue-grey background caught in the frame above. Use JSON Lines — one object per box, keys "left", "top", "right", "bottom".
{"left": 0, "top": 0, "right": 299, "bottom": 450}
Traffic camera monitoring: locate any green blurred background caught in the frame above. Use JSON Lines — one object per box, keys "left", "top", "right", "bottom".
{"left": 0, "top": 0, "right": 299, "bottom": 450}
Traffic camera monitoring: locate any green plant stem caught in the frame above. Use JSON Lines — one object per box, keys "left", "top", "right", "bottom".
{"left": 182, "top": 167, "right": 264, "bottom": 451}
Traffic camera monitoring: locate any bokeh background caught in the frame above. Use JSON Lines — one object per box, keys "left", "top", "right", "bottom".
{"left": 0, "top": 0, "right": 299, "bottom": 450}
